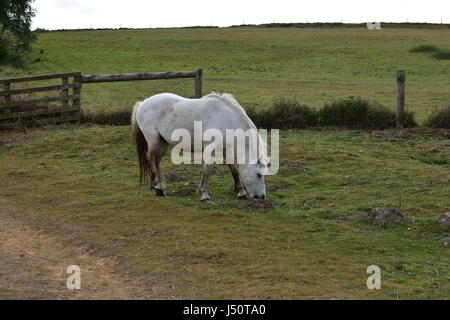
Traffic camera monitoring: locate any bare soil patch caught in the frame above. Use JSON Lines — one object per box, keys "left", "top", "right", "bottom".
{"left": 0, "top": 207, "right": 164, "bottom": 299}
{"left": 237, "top": 199, "right": 274, "bottom": 211}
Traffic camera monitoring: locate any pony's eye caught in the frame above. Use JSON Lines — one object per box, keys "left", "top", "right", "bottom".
{"left": 257, "top": 173, "right": 263, "bottom": 178}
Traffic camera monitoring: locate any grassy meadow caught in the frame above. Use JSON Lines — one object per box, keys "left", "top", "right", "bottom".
{"left": 0, "top": 26, "right": 449, "bottom": 299}
{"left": 1, "top": 27, "right": 450, "bottom": 121}
{"left": 0, "top": 125, "right": 448, "bottom": 299}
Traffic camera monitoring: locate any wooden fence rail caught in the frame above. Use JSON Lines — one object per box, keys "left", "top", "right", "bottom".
{"left": 0, "top": 69, "right": 203, "bottom": 129}
{"left": 80, "top": 69, "right": 203, "bottom": 98}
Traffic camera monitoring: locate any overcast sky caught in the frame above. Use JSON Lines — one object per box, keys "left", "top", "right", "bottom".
{"left": 32, "top": 0, "right": 450, "bottom": 30}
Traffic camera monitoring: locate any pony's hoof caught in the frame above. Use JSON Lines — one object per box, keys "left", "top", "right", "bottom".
{"left": 201, "top": 197, "right": 211, "bottom": 202}
{"left": 237, "top": 193, "right": 249, "bottom": 200}
{"left": 155, "top": 189, "right": 167, "bottom": 197}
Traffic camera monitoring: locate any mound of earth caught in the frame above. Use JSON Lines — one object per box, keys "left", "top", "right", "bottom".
{"left": 365, "top": 208, "right": 404, "bottom": 224}
{"left": 437, "top": 212, "right": 450, "bottom": 227}
{"left": 439, "top": 237, "right": 450, "bottom": 246}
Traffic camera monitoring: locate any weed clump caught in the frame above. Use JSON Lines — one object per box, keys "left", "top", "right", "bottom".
{"left": 409, "top": 45, "right": 438, "bottom": 53}
{"left": 246, "top": 97, "right": 317, "bottom": 129}
{"left": 432, "top": 49, "right": 450, "bottom": 60}
{"left": 424, "top": 106, "right": 450, "bottom": 129}
{"left": 247, "top": 96, "right": 417, "bottom": 130}
{"left": 409, "top": 45, "right": 450, "bottom": 60}
{"left": 317, "top": 96, "right": 416, "bottom": 129}
{"left": 81, "top": 109, "right": 131, "bottom": 126}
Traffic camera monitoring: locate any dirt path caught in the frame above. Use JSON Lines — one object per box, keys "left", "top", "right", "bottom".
{"left": 0, "top": 207, "right": 160, "bottom": 300}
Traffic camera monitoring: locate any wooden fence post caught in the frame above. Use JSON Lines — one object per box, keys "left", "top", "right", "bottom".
{"left": 4, "top": 83, "right": 11, "bottom": 103}
{"left": 195, "top": 68, "right": 203, "bottom": 98}
{"left": 396, "top": 70, "right": 406, "bottom": 129}
{"left": 62, "top": 77, "right": 69, "bottom": 107}
{"left": 72, "top": 73, "right": 81, "bottom": 120}
{"left": 3, "top": 82, "right": 11, "bottom": 114}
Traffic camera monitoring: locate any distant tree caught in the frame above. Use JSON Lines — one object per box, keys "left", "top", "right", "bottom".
{"left": 0, "top": 0, "right": 36, "bottom": 65}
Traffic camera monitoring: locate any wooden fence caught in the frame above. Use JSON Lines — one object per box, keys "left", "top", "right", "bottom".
{"left": 1, "top": 68, "right": 408, "bottom": 129}
{"left": 0, "top": 69, "right": 203, "bottom": 129}
{"left": 0, "top": 72, "right": 81, "bottom": 128}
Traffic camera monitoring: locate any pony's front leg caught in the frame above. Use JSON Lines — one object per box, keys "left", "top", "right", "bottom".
{"left": 228, "top": 164, "right": 248, "bottom": 200}
{"left": 199, "top": 164, "right": 213, "bottom": 202}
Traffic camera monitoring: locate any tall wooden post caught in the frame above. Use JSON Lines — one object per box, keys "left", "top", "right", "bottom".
{"left": 3, "top": 82, "right": 11, "bottom": 114}
{"left": 62, "top": 77, "right": 69, "bottom": 107}
{"left": 396, "top": 70, "right": 406, "bottom": 129}
{"left": 72, "top": 73, "right": 82, "bottom": 121}
{"left": 195, "top": 68, "right": 203, "bottom": 99}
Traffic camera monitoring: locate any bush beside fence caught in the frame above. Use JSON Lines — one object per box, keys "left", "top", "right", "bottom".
{"left": 247, "top": 96, "right": 417, "bottom": 130}
{"left": 425, "top": 107, "right": 450, "bottom": 129}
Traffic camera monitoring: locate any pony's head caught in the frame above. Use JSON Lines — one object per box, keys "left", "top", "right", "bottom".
{"left": 238, "top": 156, "right": 268, "bottom": 200}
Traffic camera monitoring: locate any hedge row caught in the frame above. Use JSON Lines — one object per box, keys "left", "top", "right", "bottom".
{"left": 5, "top": 96, "right": 447, "bottom": 130}
{"left": 246, "top": 96, "right": 417, "bottom": 129}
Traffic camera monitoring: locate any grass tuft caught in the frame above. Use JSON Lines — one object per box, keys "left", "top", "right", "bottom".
{"left": 317, "top": 97, "right": 417, "bottom": 129}
{"left": 432, "top": 48, "right": 450, "bottom": 60}
{"left": 409, "top": 45, "right": 439, "bottom": 53}
{"left": 424, "top": 106, "right": 450, "bottom": 129}
{"left": 81, "top": 109, "right": 131, "bottom": 126}
{"left": 409, "top": 45, "right": 450, "bottom": 60}
{"left": 247, "top": 97, "right": 317, "bottom": 129}
{"left": 247, "top": 96, "right": 417, "bottom": 130}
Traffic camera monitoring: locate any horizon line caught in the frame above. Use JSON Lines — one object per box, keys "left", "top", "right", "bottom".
{"left": 33, "top": 21, "right": 450, "bottom": 32}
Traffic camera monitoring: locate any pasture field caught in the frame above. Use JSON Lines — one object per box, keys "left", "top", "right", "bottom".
{"left": 0, "top": 125, "right": 448, "bottom": 299}
{"left": 0, "top": 27, "right": 449, "bottom": 299}
{"left": 0, "top": 27, "right": 450, "bottom": 121}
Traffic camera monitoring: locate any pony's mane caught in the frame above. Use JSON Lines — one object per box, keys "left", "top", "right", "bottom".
{"left": 205, "top": 92, "right": 268, "bottom": 163}
{"left": 205, "top": 92, "right": 253, "bottom": 126}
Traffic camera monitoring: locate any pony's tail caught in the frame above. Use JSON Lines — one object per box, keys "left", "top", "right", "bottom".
{"left": 131, "top": 101, "right": 150, "bottom": 185}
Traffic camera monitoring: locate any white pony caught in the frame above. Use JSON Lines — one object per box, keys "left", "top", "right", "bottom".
{"left": 131, "top": 92, "right": 268, "bottom": 201}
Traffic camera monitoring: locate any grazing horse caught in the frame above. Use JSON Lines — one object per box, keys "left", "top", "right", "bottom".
{"left": 131, "top": 92, "right": 268, "bottom": 201}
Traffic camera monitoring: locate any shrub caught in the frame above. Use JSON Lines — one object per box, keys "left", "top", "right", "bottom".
{"left": 409, "top": 45, "right": 450, "bottom": 60}
{"left": 432, "top": 49, "right": 450, "bottom": 60}
{"left": 403, "top": 110, "right": 418, "bottom": 128}
{"left": 318, "top": 96, "right": 416, "bottom": 129}
{"left": 424, "top": 107, "right": 450, "bottom": 129}
{"left": 409, "top": 45, "right": 438, "bottom": 53}
{"left": 80, "top": 109, "right": 131, "bottom": 126}
{"left": 246, "top": 98, "right": 317, "bottom": 129}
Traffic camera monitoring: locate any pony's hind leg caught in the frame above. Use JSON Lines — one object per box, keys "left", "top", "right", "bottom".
{"left": 148, "top": 136, "right": 168, "bottom": 197}
{"left": 228, "top": 164, "right": 248, "bottom": 200}
{"left": 154, "top": 138, "right": 168, "bottom": 196}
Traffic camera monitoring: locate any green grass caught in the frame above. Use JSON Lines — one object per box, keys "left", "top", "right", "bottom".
{"left": 0, "top": 125, "right": 448, "bottom": 299}
{"left": 1, "top": 27, "right": 450, "bottom": 122}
